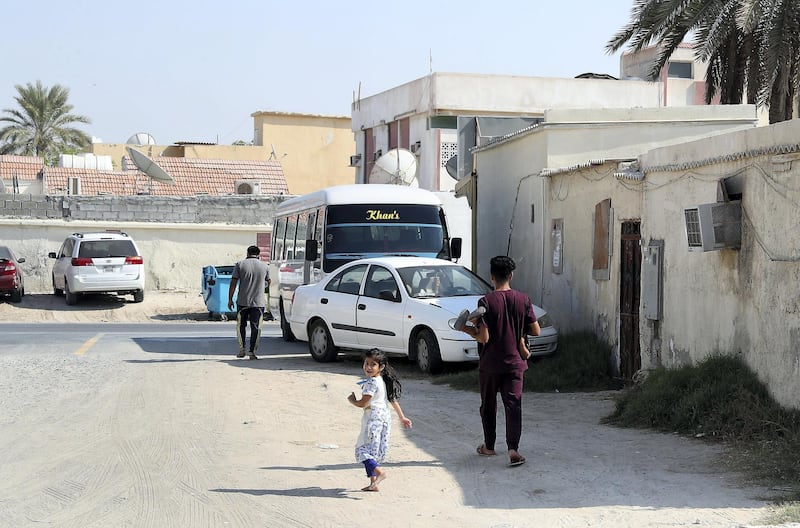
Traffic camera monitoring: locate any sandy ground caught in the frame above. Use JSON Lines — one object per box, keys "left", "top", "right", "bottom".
{"left": 0, "top": 289, "right": 212, "bottom": 323}
{"left": 0, "top": 291, "right": 790, "bottom": 527}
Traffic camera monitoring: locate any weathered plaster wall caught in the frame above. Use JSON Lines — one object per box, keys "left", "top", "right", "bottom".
{"left": 0, "top": 194, "right": 287, "bottom": 294}
{"left": 641, "top": 119, "right": 800, "bottom": 408}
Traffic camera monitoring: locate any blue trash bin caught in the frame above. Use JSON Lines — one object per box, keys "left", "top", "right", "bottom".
{"left": 202, "top": 265, "right": 237, "bottom": 320}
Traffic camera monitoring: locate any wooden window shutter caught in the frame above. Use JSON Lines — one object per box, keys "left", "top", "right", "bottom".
{"left": 592, "top": 198, "right": 612, "bottom": 280}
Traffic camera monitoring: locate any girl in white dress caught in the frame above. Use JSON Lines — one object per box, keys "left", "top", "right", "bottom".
{"left": 347, "top": 349, "right": 412, "bottom": 491}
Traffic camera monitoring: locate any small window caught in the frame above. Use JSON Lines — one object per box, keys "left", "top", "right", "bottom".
{"left": 667, "top": 61, "right": 693, "bottom": 79}
{"left": 684, "top": 208, "right": 702, "bottom": 248}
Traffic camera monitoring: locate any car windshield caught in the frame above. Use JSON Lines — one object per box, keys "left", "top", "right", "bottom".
{"left": 0, "top": 247, "right": 12, "bottom": 260}
{"left": 397, "top": 265, "right": 491, "bottom": 299}
{"left": 78, "top": 240, "right": 137, "bottom": 258}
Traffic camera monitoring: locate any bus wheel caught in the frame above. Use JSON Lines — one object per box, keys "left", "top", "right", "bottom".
{"left": 414, "top": 329, "right": 443, "bottom": 374}
{"left": 309, "top": 319, "right": 338, "bottom": 362}
{"left": 280, "top": 300, "right": 296, "bottom": 342}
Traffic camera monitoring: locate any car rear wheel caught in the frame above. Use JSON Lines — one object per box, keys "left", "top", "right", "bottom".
{"left": 414, "top": 329, "right": 443, "bottom": 374}
{"left": 64, "top": 280, "right": 78, "bottom": 306}
{"left": 10, "top": 286, "right": 22, "bottom": 303}
{"left": 52, "top": 275, "right": 63, "bottom": 296}
{"left": 308, "top": 319, "right": 338, "bottom": 362}
{"left": 280, "top": 300, "right": 296, "bottom": 342}
{"left": 133, "top": 290, "right": 144, "bottom": 303}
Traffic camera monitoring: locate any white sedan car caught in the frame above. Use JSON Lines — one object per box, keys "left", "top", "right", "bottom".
{"left": 288, "top": 256, "right": 558, "bottom": 373}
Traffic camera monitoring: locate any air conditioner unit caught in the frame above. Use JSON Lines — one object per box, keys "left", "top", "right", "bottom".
{"left": 684, "top": 201, "right": 741, "bottom": 252}
{"left": 373, "top": 149, "right": 383, "bottom": 162}
{"left": 410, "top": 141, "right": 421, "bottom": 155}
{"left": 235, "top": 180, "right": 261, "bottom": 195}
{"left": 349, "top": 154, "right": 362, "bottom": 167}
{"left": 67, "top": 176, "right": 81, "bottom": 195}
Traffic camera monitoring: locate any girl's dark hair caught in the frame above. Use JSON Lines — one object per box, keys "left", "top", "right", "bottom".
{"left": 365, "top": 348, "right": 402, "bottom": 401}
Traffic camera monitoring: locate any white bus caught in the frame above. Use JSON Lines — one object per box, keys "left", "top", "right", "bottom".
{"left": 269, "top": 184, "right": 462, "bottom": 340}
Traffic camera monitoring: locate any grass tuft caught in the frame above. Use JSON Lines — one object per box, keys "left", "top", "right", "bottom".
{"left": 604, "top": 354, "right": 800, "bottom": 518}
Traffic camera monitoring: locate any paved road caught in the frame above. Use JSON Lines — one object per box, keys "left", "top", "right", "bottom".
{"left": 0, "top": 322, "right": 774, "bottom": 528}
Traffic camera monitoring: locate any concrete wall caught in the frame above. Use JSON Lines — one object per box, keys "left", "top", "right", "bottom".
{"left": 0, "top": 194, "right": 286, "bottom": 294}
{"left": 473, "top": 110, "right": 799, "bottom": 409}
{"left": 540, "top": 162, "right": 643, "bottom": 349}
{"left": 472, "top": 105, "right": 757, "bottom": 300}
{"left": 639, "top": 119, "right": 800, "bottom": 409}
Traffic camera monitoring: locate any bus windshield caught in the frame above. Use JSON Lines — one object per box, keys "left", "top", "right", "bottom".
{"left": 323, "top": 204, "right": 447, "bottom": 271}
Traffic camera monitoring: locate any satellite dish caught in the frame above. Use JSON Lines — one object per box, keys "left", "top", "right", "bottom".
{"left": 126, "top": 132, "right": 157, "bottom": 145}
{"left": 369, "top": 148, "right": 417, "bottom": 186}
{"left": 445, "top": 155, "right": 459, "bottom": 180}
{"left": 126, "top": 147, "right": 175, "bottom": 185}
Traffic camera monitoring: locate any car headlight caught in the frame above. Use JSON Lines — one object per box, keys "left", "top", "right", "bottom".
{"left": 537, "top": 313, "right": 554, "bottom": 329}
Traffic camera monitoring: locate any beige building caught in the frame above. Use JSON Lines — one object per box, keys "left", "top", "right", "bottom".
{"left": 251, "top": 111, "right": 355, "bottom": 195}
{"left": 90, "top": 111, "right": 355, "bottom": 196}
{"left": 91, "top": 142, "right": 272, "bottom": 169}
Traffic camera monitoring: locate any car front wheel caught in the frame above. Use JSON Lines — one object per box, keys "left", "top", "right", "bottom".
{"left": 308, "top": 319, "right": 338, "bottom": 362}
{"left": 414, "top": 329, "right": 443, "bottom": 374}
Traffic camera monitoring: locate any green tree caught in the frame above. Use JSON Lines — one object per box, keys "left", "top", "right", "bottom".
{"left": 0, "top": 81, "right": 92, "bottom": 164}
{"left": 606, "top": 0, "right": 800, "bottom": 123}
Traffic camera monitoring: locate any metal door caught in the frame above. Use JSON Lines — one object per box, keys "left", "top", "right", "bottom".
{"left": 619, "top": 221, "right": 642, "bottom": 380}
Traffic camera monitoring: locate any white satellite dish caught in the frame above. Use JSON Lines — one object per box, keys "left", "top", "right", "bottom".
{"left": 369, "top": 148, "right": 418, "bottom": 186}
{"left": 445, "top": 155, "right": 459, "bottom": 180}
{"left": 126, "top": 147, "right": 175, "bottom": 185}
{"left": 126, "top": 132, "right": 157, "bottom": 145}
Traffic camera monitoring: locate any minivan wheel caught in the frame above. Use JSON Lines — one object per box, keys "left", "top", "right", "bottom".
{"left": 53, "top": 275, "right": 64, "bottom": 296}
{"left": 64, "top": 281, "right": 78, "bottom": 306}
{"left": 133, "top": 290, "right": 144, "bottom": 303}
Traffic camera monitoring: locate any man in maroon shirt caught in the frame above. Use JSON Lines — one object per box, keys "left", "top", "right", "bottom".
{"left": 460, "top": 256, "right": 540, "bottom": 467}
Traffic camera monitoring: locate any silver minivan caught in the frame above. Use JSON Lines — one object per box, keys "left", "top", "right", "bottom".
{"left": 49, "top": 231, "right": 145, "bottom": 305}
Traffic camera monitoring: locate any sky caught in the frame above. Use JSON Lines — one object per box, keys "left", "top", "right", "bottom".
{"left": 1, "top": 0, "right": 639, "bottom": 146}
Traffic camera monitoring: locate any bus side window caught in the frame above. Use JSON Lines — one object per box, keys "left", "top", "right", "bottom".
{"left": 285, "top": 214, "right": 298, "bottom": 259}
{"left": 273, "top": 217, "right": 286, "bottom": 260}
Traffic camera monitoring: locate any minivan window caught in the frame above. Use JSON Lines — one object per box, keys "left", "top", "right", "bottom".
{"left": 78, "top": 240, "right": 137, "bottom": 258}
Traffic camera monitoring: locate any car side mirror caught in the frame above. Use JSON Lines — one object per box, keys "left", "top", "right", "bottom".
{"left": 17, "top": 257, "right": 25, "bottom": 263}
{"left": 378, "top": 290, "right": 399, "bottom": 302}
{"left": 48, "top": 252, "right": 57, "bottom": 259}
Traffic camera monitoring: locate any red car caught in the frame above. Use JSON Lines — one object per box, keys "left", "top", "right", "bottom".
{"left": 0, "top": 246, "right": 25, "bottom": 302}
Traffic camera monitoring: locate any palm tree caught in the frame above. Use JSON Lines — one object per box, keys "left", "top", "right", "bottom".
{"left": 606, "top": 0, "right": 800, "bottom": 123}
{"left": 0, "top": 81, "right": 92, "bottom": 164}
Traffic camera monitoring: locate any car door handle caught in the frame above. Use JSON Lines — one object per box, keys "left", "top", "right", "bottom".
{"left": 358, "top": 304, "right": 366, "bottom": 310}
{"left": 321, "top": 298, "right": 328, "bottom": 304}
